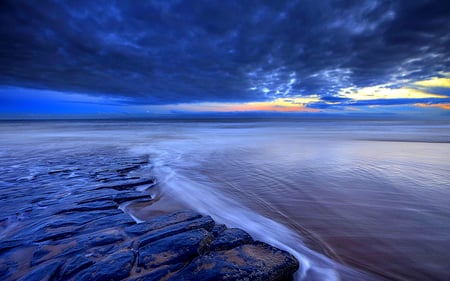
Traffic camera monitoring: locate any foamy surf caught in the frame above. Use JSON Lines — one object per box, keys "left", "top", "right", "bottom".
{"left": 132, "top": 146, "right": 372, "bottom": 281}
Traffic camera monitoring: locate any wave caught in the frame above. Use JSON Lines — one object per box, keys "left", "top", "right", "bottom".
{"left": 131, "top": 146, "right": 376, "bottom": 281}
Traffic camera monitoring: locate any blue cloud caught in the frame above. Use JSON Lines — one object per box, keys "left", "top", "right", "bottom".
{"left": 0, "top": 0, "right": 449, "bottom": 109}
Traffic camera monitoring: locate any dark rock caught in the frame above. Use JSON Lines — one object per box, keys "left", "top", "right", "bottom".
{"left": 0, "top": 239, "right": 25, "bottom": 254}
{"left": 73, "top": 189, "right": 121, "bottom": 203}
{"left": 56, "top": 209, "right": 123, "bottom": 226}
{"left": 137, "top": 216, "right": 215, "bottom": 248}
{"left": 116, "top": 164, "right": 141, "bottom": 174}
{"left": 2, "top": 206, "right": 299, "bottom": 281}
{"left": 77, "top": 195, "right": 114, "bottom": 204}
{"left": 60, "top": 255, "right": 93, "bottom": 278}
{"left": 0, "top": 256, "right": 18, "bottom": 279}
{"left": 74, "top": 249, "right": 136, "bottom": 281}
{"left": 167, "top": 242, "right": 299, "bottom": 281}
{"left": 97, "top": 176, "right": 140, "bottom": 183}
{"left": 130, "top": 263, "right": 184, "bottom": 281}
{"left": 55, "top": 201, "right": 117, "bottom": 214}
{"left": 138, "top": 228, "right": 213, "bottom": 270}
{"left": 211, "top": 224, "right": 227, "bottom": 237}
{"left": 48, "top": 169, "right": 72, "bottom": 175}
{"left": 96, "top": 178, "right": 156, "bottom": 191}
{"left": 31, "top": 246, "right": 52, "bottom": 266}
{"left": 55, "top": 208, "right": 122, "bottom": 226}
{"left": 113, "top": 191, "right": 152, "bottom": 204}
{"left": 84, "top": 244, "right": 116, "bottom": 258}
{"left": 31, "top": 241, "right": 88, "bottom": 267}
{"left": 125, "top": 210, "right": 202, "bottom": 236}
{"left": 18, "top": 260, "right": 63, "bottom": 281}
{"left": 84, "top": 213, "right": 136, "bottom": 232}
{"left": 210, "top": 228, "right": 253, "bottom": 251}
{"left": 30, "top": 209, "right": 125, "bottom": 243}
{"left": 44, "top": 220, "right": 84, "bottom": 229}
{"left": 54, "top": 241, "right": 87, "bottom": 259}
{"left": 33, "top": 227, "right": 82, "bottom": 242}
{"left": 85, "top": 230, "right": 126, "bottom": 247}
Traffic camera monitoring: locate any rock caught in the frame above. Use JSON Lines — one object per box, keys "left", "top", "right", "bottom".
{"left": 112, "top": 191, "right": 152, "bottom": 204}
{"left": 33, "top": 228, "right": 127, "bottom": 265}
{"left": 210, "top": 228, "right": 253, "bottom": 251}
{"left": 33, "top": 226, "right": 83, "bottom": 242}
{"left": 138, "top": 228, "right": 213, "bottom": 270}
{"left": 77, "top": 195, "right": 114, "bottom": 204}
{"left": 97, "top": 176, "right": 140, "bottom": 183}
{"left": 18, "top": 261, "right": 63, "bottom": 281}
{"left": 0, "top": 256, "right": 18, "bottom": 280}
{"left": 0, "top": 239, "right": 26, "bottom": 254}
{"left": 55, "top": 201, "right": 118, "bottom": 214}
{"left": 2, "top": 206, "right": 299, "bottom": 281}
{"left": 125, "top": 210, "right": 202, "bottom": 236}
{"left": 96, "top": 178, "right": 156, "bottom": 191}
{"left": 49, "top": 208, "right": 123, "bottom": 227}
{"left": 116, "top": 164, "right": 142, "bottom": 174}
{"left": 74, "top": 249, "right": 136, "bottom": 281}
{"left": 84, "top": 230, "right": 126, "bottom": 247}
{"left": 60, "top": 255, "right": 94, "bottom": 278}
{"left": 31, "top": 210, "right": 130, "bottom": 244}
{"left": 31, "top": 246, "right": 52, "bottom": 266}
{"left": 48, "top": 169, "right": 72, "bottom": 175}
{"left": 137, "top": 215, "right": 215, "bottom": 248}
{"left": 211, "top": 224, "right": 227, "bottom": 237}
{"left": 83, "top": 213, "right": 136, "bottom": 232}
{"left": 129, "top": 263, "right": 184, "bottom": 281}
{"left": 167, "top": 242, "right": 299, "bottom": 281}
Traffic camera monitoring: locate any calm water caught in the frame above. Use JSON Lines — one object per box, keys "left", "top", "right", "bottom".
{"left": 1, "top": 119, "right": 449, "bottom": 280}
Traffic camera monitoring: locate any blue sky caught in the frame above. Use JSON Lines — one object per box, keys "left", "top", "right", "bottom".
{"left": 0, "top": 0, "right": 449, "bottom": 118}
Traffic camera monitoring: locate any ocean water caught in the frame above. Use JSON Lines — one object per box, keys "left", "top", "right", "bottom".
{"left": 1, "top": 119, "right": 449, "bottom": 280}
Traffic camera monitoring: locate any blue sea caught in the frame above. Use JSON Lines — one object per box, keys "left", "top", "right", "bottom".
{"left": 1, "top": 119, "right": 449, "bottom": 280}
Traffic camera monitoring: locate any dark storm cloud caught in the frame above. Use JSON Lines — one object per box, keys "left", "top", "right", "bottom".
{"left": 0, "top": 0, "right": 449, "bottom": 105}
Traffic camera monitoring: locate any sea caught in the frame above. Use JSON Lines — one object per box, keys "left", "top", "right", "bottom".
{"left": 1, "top": 118, "right": 449, "bottom": 280}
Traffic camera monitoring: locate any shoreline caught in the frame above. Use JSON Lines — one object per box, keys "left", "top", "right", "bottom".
{"left": 0, "top": 160, "right": 299, "bottom": 280}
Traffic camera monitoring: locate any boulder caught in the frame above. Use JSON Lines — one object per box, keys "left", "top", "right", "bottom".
{"left": 210, "top": 228, "right": 253, "bottom": 251}
{"left": 125, "top": 210, "right": 202, "bottom": 236}
{"left": 137, "top": 215, "right": 215, "bottom": 248}
{"left": 112, "top": 191, "right": 152, "bottom": 204}
{"left": 73, "top": 249, "right": 135, "bottom": 281}
{"left": 55, "top": 201, "right": 118, "bottom": 214}
{"left": 18, "top": 261, "right": 63, "bottom": 281}
{"left": 167, "top": 242, "right": 299, "bottom": 281}
{"left": 138, "top": 228, "right": 213, "bottom": 270}
{"left": 211, "top": 224, "right": 227, "bottom": 237}
{"left": 129, "top": 263, "right": 184, "bottom": 281}
{"left": 96, "top": 178, "right": 156, "bottom": 191}
{"left": 60, "top": 255, "right": 94, "bottom": 278}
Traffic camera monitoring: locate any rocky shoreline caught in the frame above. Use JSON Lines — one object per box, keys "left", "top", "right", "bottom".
{"left": 0, "top": 155, "right": 299, "bottom": 280}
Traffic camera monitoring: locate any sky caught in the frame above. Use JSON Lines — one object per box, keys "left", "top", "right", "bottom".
{"left": 0, "top": 0, "right": 449, "bottom": 118}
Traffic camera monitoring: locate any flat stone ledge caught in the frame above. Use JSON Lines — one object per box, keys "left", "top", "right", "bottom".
{"left": 2, "top": 209, "right": 299, "bottom": 281}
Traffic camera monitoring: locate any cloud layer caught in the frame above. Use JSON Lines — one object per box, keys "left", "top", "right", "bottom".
{"left": 0, "top": 0, "right": 449, "bottom": 108}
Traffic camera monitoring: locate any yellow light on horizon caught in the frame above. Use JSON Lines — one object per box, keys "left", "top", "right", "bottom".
{"left": 338, "top": 86, "right": 447, "bottom": 100}
{"left": 414, "top": 77, "right": 450, "bottom": 88}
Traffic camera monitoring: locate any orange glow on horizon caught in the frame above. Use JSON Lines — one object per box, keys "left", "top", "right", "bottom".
{"left": 414, "top": 103, "right": 450, "bottom": 110}
{"left": 152, "top": 97, "right": 321, "bottom": 113}
{"left": 219, "top": 103, "right": 319, "bottom": 112}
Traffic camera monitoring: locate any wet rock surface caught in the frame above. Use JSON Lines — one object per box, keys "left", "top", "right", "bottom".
{"left": 0, "top": 152, "right": 299, "bottom": 280}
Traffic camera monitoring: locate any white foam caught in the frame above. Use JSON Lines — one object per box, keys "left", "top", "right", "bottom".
{"left": 139, "top": 147, "right": 344, "bottom": 281}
